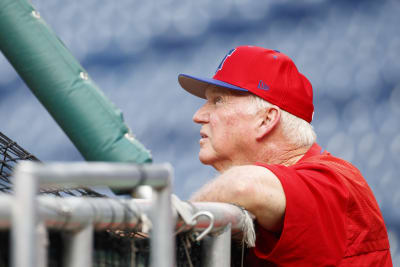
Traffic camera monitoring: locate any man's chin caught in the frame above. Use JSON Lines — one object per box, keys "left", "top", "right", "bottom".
{"left": 198, "top": 152, "right": 215, "bottom": 166}
{"left": 199, "top": 156, "right": 212, "bottom": 166}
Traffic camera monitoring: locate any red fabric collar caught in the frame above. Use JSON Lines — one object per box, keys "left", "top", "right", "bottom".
{"left": 297, "top": 143, "right": 327, "bottom": 164}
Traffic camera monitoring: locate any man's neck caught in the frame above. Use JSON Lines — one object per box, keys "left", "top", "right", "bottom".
{"left": 213, "top": 144, "right": 311, "bottom": 173}
{"left": 262, "top": 143, "right": 311, "bottom": 167}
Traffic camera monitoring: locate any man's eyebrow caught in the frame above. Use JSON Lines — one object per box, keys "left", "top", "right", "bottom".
{"left": 205, "top": 86, "right": 222, "bottom": 98}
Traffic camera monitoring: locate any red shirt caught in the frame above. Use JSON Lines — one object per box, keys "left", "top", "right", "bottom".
{"left": 247, "top": 143, "right": 392, "bottom": 266}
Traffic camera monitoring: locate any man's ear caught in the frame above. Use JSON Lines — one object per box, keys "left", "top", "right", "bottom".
{"left": 255, "top": 106, "right": 281, "bottom": 140}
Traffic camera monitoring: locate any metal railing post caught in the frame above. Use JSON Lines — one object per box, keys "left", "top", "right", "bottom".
{"left": 63, "top": 224, "right": 94, "bottom": 267}
{"left": 202, "top": 224, "right": 232, "bottom": 267}
{"left": 37, "top": 222, "right": 48, "bottom": 267}
{"left": 12, "top": 164, "right": 40, "bottom": 267}
{"left": 150, "top": 166, "right": 175, "bottom": 267}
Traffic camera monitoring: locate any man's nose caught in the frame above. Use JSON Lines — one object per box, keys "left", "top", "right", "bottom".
{"left": 193, "top": 104, "right": 209, "bottom": 124}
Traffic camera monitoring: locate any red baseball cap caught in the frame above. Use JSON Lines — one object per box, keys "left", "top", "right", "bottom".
{"left": 178, "top": 45, "right": 314, "bottom": 123}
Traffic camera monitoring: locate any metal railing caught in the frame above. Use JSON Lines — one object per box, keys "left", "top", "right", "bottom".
{"left": 0, "top": 161, "right": 254, "bottom": 267}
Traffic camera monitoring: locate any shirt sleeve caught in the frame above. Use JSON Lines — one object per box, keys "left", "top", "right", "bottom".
{"left": 253, "top": 162, "right": 349, "bottom": 266}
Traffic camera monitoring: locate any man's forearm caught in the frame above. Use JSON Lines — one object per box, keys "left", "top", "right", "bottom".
{"left": 190, "top": 165, "right": 286, "bottom": 232}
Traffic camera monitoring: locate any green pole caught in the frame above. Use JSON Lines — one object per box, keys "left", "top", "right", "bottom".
{"left": 0, "top": 0, "right": 152, "bottom": 165}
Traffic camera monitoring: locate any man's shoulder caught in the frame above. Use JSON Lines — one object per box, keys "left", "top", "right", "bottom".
{"left": 291, "top": 153, "right": 373, "bottom": 195}
{"left": 296, "top": 153, "right": 362, "bottom": 179}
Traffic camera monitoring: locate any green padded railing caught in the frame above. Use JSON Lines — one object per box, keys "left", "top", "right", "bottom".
{"left": 0, "top": 0, "right": 152, "bottom": 166}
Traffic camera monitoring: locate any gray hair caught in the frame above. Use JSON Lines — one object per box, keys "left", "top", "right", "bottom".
{"left": 249, "top": 95, "right": 316, "bottom": 147}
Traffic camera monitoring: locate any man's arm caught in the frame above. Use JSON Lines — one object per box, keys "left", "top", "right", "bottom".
{"left": 190, "top": 165, "right": 286, "bottom": 233}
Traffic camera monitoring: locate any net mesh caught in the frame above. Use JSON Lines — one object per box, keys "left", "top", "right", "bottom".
{"left": 0, "top": 230, "right": 247, "bottom": 267}
{"left": 0, "top": 131, "right": 246, "bottom": 266}
{"left": 0, "top": 131, "right": 37, "bottom": 193}
{"left": 0, "top": 131, "right": 103, "bottom": 197}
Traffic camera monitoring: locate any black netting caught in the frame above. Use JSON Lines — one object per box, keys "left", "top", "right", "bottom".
{"left": 0, "top": 132, "right": 37, "bottom": 193}
{"left": 0, "top": 230, "right": 245, "bottom": 267}
{"left": 0, "top": 132, "right": 103, "bottom": 197}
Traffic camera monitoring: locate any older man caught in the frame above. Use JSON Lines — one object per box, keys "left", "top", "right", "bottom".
{"left": 178, "top": 46, "right": 392, "bottom": 266}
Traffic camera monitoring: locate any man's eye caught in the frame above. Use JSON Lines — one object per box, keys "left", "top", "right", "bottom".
{"left": 214, "top": 96, "right": 223, "bottom": 103}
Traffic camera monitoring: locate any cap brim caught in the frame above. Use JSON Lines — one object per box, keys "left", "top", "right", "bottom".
{"left": 178, "top": 74, "right": 247, "bottom": 99}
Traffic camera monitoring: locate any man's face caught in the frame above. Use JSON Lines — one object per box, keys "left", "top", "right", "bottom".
{"left": 192, "top": 86, "right": 257, "bottom": 171}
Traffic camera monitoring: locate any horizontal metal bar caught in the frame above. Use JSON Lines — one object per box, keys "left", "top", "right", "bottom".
{"left": 130, "top": 200, "right": 248, "bottom": 233}
{"left": 172, "top": 201, "right": 248, "bottom": 234}
{"left": 13, "top": 161, "right": 172, "bottom": 189}
{"left": 0, "top": 195, "right": 142, "bottom": 230}
{"left": 0, "top": 195, "right": 248, "bottom": 234}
